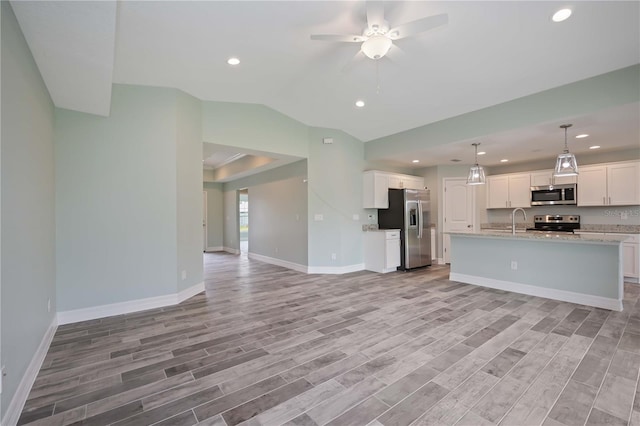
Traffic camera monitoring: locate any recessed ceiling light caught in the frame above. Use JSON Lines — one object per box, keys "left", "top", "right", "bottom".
{"left": 500, "top": 159, "right": 509, "bottom": 162}
{"left": 589, "top": 145, "right": 601, "bottom": 150}
{"left": 575, "top": 134, "right": 589, "bottom": 139}
{"left": 355, "top": 100, "right": 365, "bottom": 108}
{"left": 412, "top": 160, "right": 420, "bottom": 163}
{"left": 227, "top": 57, "right": 240, "bottom": 65}
{"left": 552, "top": 8, "right": 572, "bottom": 22}
{"left": 477, "top": 151, "right": 486, "bottom": 156}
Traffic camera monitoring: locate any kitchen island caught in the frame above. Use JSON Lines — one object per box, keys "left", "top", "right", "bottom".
{"left": 447, "top": 231, "right": 629, "bottom": 311}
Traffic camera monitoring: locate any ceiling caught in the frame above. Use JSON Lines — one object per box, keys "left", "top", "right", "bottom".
{"left": 10, "top": 0, "right": 640, "bottom": 175}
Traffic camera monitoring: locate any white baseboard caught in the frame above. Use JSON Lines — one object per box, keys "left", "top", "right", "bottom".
{"left": 307, "top": 263, "right": 365, "bottom": 275}
{"left": 2, "top": 317, "right": 57, "bottom": 426}
{"left": 223, "top": 246, "right": 240, "bottom": 255}
{"left": 205, "top": 246, "right": 223, "bottom": 252}
{"left": 625, "top": 277, "right": 639, "bottom": 284}
{"left": 437, "top": 258, "right": 445, "bottom": 265}
{"left": 57, "top": 281, "right": 205, "bottom": 325}
{"left": 177, "top": 281, "right": 205, "bottom": 303}
{"left": 248, "top": 252, "right": 308, "bottom": 273}
{"left": 246, "top": 253, "right": 364, "bottom": 275}
{"left": 450, "top": 272, "right": 623, "bottom": 311}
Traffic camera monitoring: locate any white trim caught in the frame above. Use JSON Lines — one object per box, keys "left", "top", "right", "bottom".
{"left": 437, "top": 258, "right": 445, "bottom": 265}
{"left": 177, "top": 281, "right": 205, "bottom": 303}
{"left": 223, "top": 246, "right": 240, "bottom": 255}
{"left": 307, "top": 264, "right": 365, "bottom": 275}
{"left": 3, "top": 317, "right": 57, "bottom": 426}
{"left": 248, "top": 252, "right": 308, "bottom": 273}
{"left": 57, "top": 281, "right": 205, "bottom": 325}
{"left": 450, "top": 272, "right": 623, "bottom": 311}
{"left": 205, "top": 246, "right": 224, "bottom": 252}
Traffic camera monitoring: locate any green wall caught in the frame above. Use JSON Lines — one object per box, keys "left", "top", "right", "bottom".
{"left": 176, "top": 91, "right": 204, "bottom": 292}
{"left": 365, "top": 65, "right": 640, "bottom": 161}
{"left": 1, "top": 1, "right": 56, "bottom": 417}
{"left": 204, "top": 182, "right": 224, "bottom": 250}
{"left": 202, "top": 101, "right": 309, "bottom": 158}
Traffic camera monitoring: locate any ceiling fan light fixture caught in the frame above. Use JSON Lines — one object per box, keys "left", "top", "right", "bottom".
{"left": 554, "top": 124, "right": 579, "bottom": 177}
{"left": 467, "top": 143, "right": 486, "bottom": 185}
{"left": 361, "top": 35, "right": 392, "bottom": 59}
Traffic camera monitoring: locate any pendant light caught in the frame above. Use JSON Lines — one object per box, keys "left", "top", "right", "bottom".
{"left": 467, "top": 142, "right": 486, "bottom": 185}
{"left": 553, "top": 124, "right": 579, "bottom": 177}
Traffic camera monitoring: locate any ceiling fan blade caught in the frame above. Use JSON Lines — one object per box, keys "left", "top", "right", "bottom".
{"left": 366, "top": 1, "right": 385, "bottom": 30}
{"left": 385, "top": 44, "right": 405, "bottom": 62}
{"left": 389, "top": 13, "right": 448, "bottom": 40}
{"left": 310, "top": 34, "right": 364, "bottom": 42}
{"left": 342, "top": 51, "right": 365, "bottom": 73}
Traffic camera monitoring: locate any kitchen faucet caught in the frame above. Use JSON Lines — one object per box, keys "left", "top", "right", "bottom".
{"left": 512, "top": 208, "right": 527, "bottom": 235}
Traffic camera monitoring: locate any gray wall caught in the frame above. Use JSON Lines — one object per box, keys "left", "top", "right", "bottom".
{"left": 176, "top": 91, "right": 204, "bottom": 292}
{"left": 222, "top": 160, "right": 308, "bottom": 264}
{"left": 248, "top": 164, "right": 308, "bottom": 266}
{"left": 1, "top": 1, "right": 56, "bottom": 416}
{"left": 204, "top": 182, "right": 224, "bottom": 250}
{"left": 55, "top": 85, "right": 179, "bottom": 311}
{"left": 223, "top": 189, "right": 239, "bottom": 252}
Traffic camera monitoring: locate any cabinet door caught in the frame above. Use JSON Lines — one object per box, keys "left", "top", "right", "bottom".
{"left": 407, "top": 177, "right": 425, "bottom": 190}
{"left": 385, "top": 238, "right": 401, "bottom": 268}
{"left": 608, "top": 162, "right": 640, "bottom": 205}
{"left": 486, "top": 175, "right": 509, "bottom": 208}
{"left": 623, "top": 242, "right": 639, "bottom": 278}
{"left": 387, "top": 175, "right": 403, "bottom": 189}
{"left": 553, "top": 174, "right": 578, "bottom": 185}
{"left": 577, "top": 166, "right": 607, "bottom": 206}
{"left": 509, "top": 174, "right": 531, "bottom": 208}
{"left": 531, "top": 171, "right": 553, "bottom": 186}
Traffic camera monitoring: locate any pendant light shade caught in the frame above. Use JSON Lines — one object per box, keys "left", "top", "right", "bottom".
{"left": 553, "top": 124, "right": 579, "bottom": 177}
{"left": 361, "top": 35, "right": 392, "bottom": 59}
{"left": 467, "top": 143, "right": 486, "bottom": 185}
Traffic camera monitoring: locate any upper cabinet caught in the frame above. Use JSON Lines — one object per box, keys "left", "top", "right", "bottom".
{"left": 486, "top": 173, "right": 531, "bottom": 209}
{"left": 363, "top": 171, "right": 425, "bottom": 209}
{"left": 578, "top": 161, "right": 640, "bottom": 206}
{"left": 530, "top": 170, "right": 577, "bottom": 186}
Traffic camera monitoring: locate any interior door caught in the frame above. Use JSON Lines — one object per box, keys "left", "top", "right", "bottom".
{"left": 203, "top": 191, "right": 207, "bottom": 251}
{"left": 443, "top": 178, "right": 475, "bottom": 263}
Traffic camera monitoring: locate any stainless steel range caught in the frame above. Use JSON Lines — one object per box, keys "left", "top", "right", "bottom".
{"left": 527, "top": 215, "right": 580, "bottom": 233}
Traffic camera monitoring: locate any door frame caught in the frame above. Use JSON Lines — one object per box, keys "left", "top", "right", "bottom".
{"left": 442, "top": 177, "right": 477, "bottom": 264}
{"left": 202, "top": 191, "right": 207, "bottom": 252}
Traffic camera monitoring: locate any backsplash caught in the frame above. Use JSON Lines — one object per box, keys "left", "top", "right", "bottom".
{"left": 486, "top": 205, "right": 640, "bottom": 226}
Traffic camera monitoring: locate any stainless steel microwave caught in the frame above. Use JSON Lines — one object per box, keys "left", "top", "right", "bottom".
{"left": 530, "top": 184, "right": 577, "bottom": 206}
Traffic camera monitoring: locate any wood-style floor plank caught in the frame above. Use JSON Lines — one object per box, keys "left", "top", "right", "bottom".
{"left": 17, "top": 252, "right": 640, "bottom": 426}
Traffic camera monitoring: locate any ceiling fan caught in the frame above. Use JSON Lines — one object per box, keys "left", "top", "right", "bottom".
{"left": 310, "top": 1, "right": 448, "bottom": 61}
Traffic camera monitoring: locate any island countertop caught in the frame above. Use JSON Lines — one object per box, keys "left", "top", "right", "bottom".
{"left": 447, "top": 230, "right": 629, "bottom": 245}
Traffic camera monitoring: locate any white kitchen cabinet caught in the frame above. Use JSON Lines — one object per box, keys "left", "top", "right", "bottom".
{"left": 578, "top": 162, "right": 640, "bottom": 206}
{"left": 364, "top": 230, "right": 401, "bottom": 273}
{"left": 486, "top": 173, "right": 531, "bottom": 208}
{"left": 530, "top": 170, "right": 577, "bottom": 186}
{"left": 363, "top": 171, "right": 390, "bottom": 208}
{"left": 363, "top": 170, "right": 425, "bottom": 208}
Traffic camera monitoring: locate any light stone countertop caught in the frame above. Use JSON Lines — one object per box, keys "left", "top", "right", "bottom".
{"left": 448, "top": 230, "right": 629, "bottom": 245}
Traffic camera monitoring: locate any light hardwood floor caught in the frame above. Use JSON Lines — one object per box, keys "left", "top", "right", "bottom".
{"left": 18, "top": 252, "right": 640, "bottom": 426}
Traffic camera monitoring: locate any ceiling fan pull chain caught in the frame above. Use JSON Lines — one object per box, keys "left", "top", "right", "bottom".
{"left": 376, "top": 60, "right": 381, "bottom": 94}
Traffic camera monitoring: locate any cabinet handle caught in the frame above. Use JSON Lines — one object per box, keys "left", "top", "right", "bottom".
{"left": 603, "top": 197, "right": 606, "bottom": 205}
{"left": 609, "top": 196, "right": 611, "bottom": 205}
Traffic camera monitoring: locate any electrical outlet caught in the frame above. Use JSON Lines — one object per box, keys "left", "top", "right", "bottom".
{"left": 181, "top": 270, "right": 187, "bottom": 280}
{"left": 1, "top": 365, "right": 6, "bottom": 395}
{"left": 47, "top": 298, "right": 51, "bottom": 313}
{"left": 314, "top": 214, "right": 324, "bottom": 221}
{"left": 352, "top": 214, "right": 359, "bottom": 221}
{"left": 367, "top": 214, "right": 374, "bottom": 220}
{"left": 331, "top": 253, "right": 337, "bottom": 260}
{"left": 275, "top": 247, "right": 279, "bottom": 253}
{"left": 511, "top": 261, "right": 518, "bottom": 270}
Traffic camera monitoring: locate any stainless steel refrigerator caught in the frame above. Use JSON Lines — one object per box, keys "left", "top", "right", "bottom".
{"left": 378, "top": 188, "right": 431, "bottom": 270}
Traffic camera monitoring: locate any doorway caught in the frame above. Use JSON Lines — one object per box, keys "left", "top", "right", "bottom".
{"left": 443, "top": 178, "right": 476, "bottom": 263}
{"left": 239, "top": 189, "right": 249, "bottom": 254}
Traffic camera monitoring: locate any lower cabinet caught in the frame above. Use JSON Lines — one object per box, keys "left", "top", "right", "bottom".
{"left": 364, "top": 230, "right": 401, "bottom": 273}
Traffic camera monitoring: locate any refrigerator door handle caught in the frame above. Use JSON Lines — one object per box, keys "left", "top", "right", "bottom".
{"left": 418, "top": 200, "right": 423, "bottom": 238}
